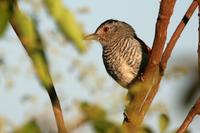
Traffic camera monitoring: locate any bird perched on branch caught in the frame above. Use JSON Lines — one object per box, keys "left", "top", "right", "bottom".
{"left": 84, "top": 19, "right": 150, "bottom": 88}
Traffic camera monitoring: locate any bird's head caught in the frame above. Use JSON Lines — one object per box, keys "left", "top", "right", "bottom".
{"left": 84, "top": 19, "right": 136, "bottom": 46}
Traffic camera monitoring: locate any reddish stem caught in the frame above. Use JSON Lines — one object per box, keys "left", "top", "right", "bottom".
{"left": 161, "top": 1, "right": 198, "bottom": 70}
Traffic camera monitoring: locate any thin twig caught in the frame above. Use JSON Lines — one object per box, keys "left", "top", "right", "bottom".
{"left": 10, "top": 1, "right": 67, "bottom": 133}
{"left": 177, "top": 97, "right": 200, "bottom": 133}
{"left": 177, "top": 3, "right": 200, "bottom": 133}
{"left": 161, "top": 1, "right": 198, "bottom": 70}
{"left": 47, "top": 87, "right": 68, "bottom": 133}
{"left": 198, "top": 2, "right": 200, "bottom": 79}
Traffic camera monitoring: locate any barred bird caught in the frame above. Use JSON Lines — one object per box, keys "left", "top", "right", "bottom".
{"left": 84, "top": 19, "right": 150, "bottom": 88}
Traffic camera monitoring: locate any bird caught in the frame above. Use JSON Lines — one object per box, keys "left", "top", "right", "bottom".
{"left": 84, "top": 19, "right": 150, "bottom": 88}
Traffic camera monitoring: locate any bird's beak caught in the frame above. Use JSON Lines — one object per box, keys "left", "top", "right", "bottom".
{"left": 84, "top": 33, "right": 97, "bottom": 40}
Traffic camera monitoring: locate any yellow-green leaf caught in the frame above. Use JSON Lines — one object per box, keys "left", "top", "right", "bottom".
{"left": 159, "top": 113, "right": 170, "bottom": 132}
{"left": 80, "top": 102, "right": 106, "bottom": 121}
{"left": 31, "top": 52, "right": 52, "bottom": 88}
{"left": 14, "top": 120, "right": 42, "bottom": 133}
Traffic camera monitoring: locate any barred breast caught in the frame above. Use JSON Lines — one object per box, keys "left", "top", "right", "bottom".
{"left": 102, "top": 37, "right": 143, "bottom": 87}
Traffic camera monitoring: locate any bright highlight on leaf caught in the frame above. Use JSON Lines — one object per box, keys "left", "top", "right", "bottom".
{"left": 44, "top": 0, "right": 86, "bottom": 53}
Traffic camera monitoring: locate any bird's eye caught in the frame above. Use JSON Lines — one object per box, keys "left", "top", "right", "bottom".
{"left": 103, "top": 27, "right": 109, "bottom": 32}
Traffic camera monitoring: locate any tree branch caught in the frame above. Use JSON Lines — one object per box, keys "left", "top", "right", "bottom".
{"left": 123, "top": 1, "right": 176, "bottom": 132}
{"left": 147, "top": 0, "right": 176, "bottom": 68}
{"left": 161, "top": 1, "right": 198, "bottom": 70}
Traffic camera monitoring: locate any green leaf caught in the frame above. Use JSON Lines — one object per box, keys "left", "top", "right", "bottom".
{"left": 44, "top": 0, "right": 86, "bottom": 53}
{"left": 80, "top": 102, "right": 107, "bottom": 121}
{"left": 14, "top": 120, "right": 42, "bottom": 133}
{"left": 159, "top": 113, "right": 170, "bottom": 132}
{"left": 0, "top": 0, "right": 13, "bottom": 37}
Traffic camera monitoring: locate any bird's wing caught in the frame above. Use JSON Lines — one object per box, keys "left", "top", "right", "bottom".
{"left": 131, "top": 36, "right": 150, "bottom": 76}
{"left": 135, "top": 36, "right": 151, "bottom": 56}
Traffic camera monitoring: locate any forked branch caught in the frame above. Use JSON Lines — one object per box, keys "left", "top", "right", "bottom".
{"left": 123, "top": 1, "right": 199, "bottom": 133}
{"left": 123, "top": 0, "right": 176, "bottom": 132}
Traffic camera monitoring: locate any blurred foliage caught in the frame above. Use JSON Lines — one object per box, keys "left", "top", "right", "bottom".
{"left": 138, "top": 126, "right": 153, "bottom": 133}
{"left": 9, "top": 2, "right": 68, "bottom": 132}
{"left": 0, "top": 0, "right": 13, "bottom": 36}
{"left": 165, "top": 66, "right": 188, "bottom": 80}
{"left": 14, "top": 120, "right": 42, "bottom": 133}
{"left": 79, "top": 103, "right": 190, "bottom": 133}
{"left": 0, "top": 117, "right": 6, "bottom": 133}
{"left": 20, "top": 94, "right": 37, "bottom": 104}
{"left": 159, "top": 113, "right": 169, "bottom": 132}
{"left": 80, "top": 102, "right": 127, "bottom": 133}
{"left": 44, "top": 0, "right": 86, "bottom": 53}
{"left": 10, "top": 3, "right": 53, "bottom": 89}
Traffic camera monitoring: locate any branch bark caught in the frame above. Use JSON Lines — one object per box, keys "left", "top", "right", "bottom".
{"left": 197, "top": 0, "right": 200, "bottom": 5}
{"left": 147, "top": 0, "right": 176, "bottom": 67}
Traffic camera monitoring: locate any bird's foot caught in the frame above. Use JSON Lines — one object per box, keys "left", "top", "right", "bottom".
{"left": 138, "top": 73, "right": 144, "bottom": 81}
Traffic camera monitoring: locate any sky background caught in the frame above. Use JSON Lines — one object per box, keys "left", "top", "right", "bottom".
{"left": 0, "top": 0, "right": 200, "bottom": 132}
